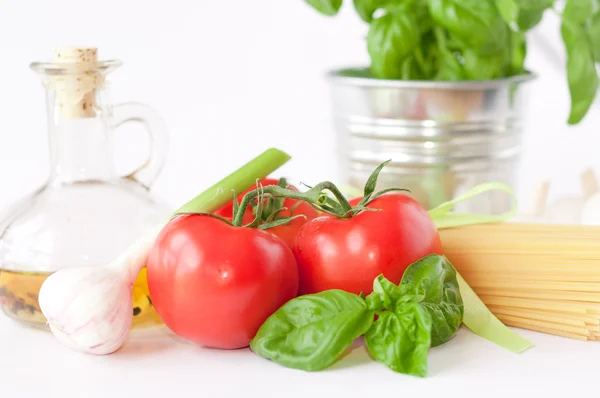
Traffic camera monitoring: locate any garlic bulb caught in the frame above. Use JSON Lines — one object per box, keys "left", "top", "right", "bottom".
{"left": 39, "top": 224, "right": 162, "bottom": 355}
{"left": 518, "top": 169, "right": 600, "bottom": 225}
{"left": 39, "top": 265, "right": 133, "bottom": 355}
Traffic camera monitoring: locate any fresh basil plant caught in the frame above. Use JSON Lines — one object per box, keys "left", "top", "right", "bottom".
{"left": 250, "top": 254, "right": 464, "bottom": 377}
{"left": 304, "top": 0, "right": 600, "bottom": 125}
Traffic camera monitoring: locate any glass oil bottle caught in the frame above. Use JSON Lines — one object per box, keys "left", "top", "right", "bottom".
{"left": 0, "top": 48, "right": 171, "bottom": 330}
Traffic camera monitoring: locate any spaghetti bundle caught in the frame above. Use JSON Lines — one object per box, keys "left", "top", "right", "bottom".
{"left": 439, "top": 223, "right": 600, "bottom": 341}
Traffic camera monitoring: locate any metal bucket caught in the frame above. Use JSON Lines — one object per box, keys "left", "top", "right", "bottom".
{"left": 328, "top": 68, "right": 535, "bottom": 214}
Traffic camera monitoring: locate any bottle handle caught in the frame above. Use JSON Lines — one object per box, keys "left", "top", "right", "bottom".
{"left": 111, "top": 102, "right": 168, "bottom": 189}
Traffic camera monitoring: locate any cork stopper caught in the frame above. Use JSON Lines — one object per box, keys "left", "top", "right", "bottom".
{"left": 54, "top": 47, "right": 98, "bottom": 65}
{"left": 52, "top": 47, "right": 103, "bottom": 119}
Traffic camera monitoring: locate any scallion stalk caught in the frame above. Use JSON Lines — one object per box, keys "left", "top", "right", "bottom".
{"left": 175, "top": 147, "right": 291, "bottom": 215}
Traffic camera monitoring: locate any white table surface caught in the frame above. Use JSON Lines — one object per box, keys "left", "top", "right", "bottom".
{"left": 0, "top": 314, "right": 598, "bottom": 397}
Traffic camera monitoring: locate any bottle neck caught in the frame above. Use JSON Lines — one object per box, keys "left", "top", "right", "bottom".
{"left": 46, "top": 87, "right": 115, "bottom": 184}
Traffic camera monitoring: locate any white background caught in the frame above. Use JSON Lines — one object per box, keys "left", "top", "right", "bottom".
{"left": 1, "top": 317, "right": 598, "bottom": 398}
{"left": 0, "top": 0, "right": 599, "bottom": 212}
{"left": 1, "top": 2, "right": 600, "bottom": 396}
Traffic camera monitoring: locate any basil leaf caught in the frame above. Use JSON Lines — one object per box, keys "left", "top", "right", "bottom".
{"left": 353, "top": 0, "right": 386, "bottom": 22}
{"left": 561, "top": 16, "right": 599, "bottom": 125}
{"left": 495, "top": 0, "right": 519, "bottom": 27}
{"left": 427, "top": 0, "right": 509, "bottom": 56}
{"left": 366, "top": 293, "right": 386, "bottom": 312}
{"left": 367, "top": 11, "right": 419, "bottom": 79}
{"left": 563, "top": 0, "right": 593, "bottom": 24}
{"left": 364, "top": 301, "right": 432, "bottom": 377}
{"left": 414, "top": 2, "right": 436, "bottom": 34}
{"left": 354, "top": 0, "right": 430, "bottom": 24}
{"left": 249, "top": 290, "right": 374, "bottom": 371}
{"left": 401, "top": 254, "right": 464, "bottom": 347}
{"left": 417, "top": 31, "right": 439, "bottom": 78}
{"left": 463, "top": 49, "right": 507, "bottom": 80}
{"left": 367, "top": 274, "right": 413, "bottom": 311}
{"left": 589, "top": 12, "right": 600, "bottom": 62}
{"left": 373, "top": 274, "right": 409, "bottom": 304}
{"left": 435, "top": 51, "right": 465, "bottom": 81}
{"left": 305, "top": 0, "right": 343, "bottom": 16}
{"left": 509, "top": 30, "right": 527, "bottom": 74}
{"left": 515, "top": 0, "right": 553, "bottom": 31}
{"left": 400, "top": 56, "right": 420, "bottom": 80}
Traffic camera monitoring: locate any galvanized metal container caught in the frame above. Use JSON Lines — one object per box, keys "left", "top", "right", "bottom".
{"left": 328, "top": 68, "right": 535, "bottom": 214}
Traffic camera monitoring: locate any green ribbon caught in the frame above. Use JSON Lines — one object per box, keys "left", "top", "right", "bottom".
{"left": 428, "top": 182, "right": 534, "bottom": 354}
{"left": 457, "top": 273, "right": 534, "bottom": 353}
{"left": 428, "top": 182, "right": 518, "bottom": 229}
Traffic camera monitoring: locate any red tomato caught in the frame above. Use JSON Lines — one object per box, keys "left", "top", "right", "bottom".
{"left": 292, "top": 192, "right": 442, "bottom": 296}
{"left": 147, "top": 214, "right": 299, "bottom": 350}
{"left": 214, "top": 177, "right": 318, "bottom": 247}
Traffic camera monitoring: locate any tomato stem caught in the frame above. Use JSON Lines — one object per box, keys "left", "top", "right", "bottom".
{"left": 247, "top": 177, "right": 289, "bottom": 224}
{"left": 232, "top": 181, "right": 355, "bottom": 226}
{"left": 229, "top": 160, "right": 410, "bottom": 226}
{"left": 233, "top": 186, "right": 307, "bottom": 227}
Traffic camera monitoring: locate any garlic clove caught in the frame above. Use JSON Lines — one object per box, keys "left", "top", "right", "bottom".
{"left": 39, "top": 266, "right": 133, "bottom": 355}
{"left": 581, "top": 193, "right": 600, "bottom": 225}
{"left": 545, "top": 197, "right": 586, "bottom": 225}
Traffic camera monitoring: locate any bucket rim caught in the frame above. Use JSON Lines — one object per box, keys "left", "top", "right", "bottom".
{"left": 326, "top": 67, "right": 537, "bottom": 90}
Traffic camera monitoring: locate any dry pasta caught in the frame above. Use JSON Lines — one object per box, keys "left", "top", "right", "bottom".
{"left": 439, "top": 222, "right": 600, "bottom": 341}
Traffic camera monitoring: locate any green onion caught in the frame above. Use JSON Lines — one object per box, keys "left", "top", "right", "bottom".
{"left": 175, "top": 148, "right": 291, "bottom": 215}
